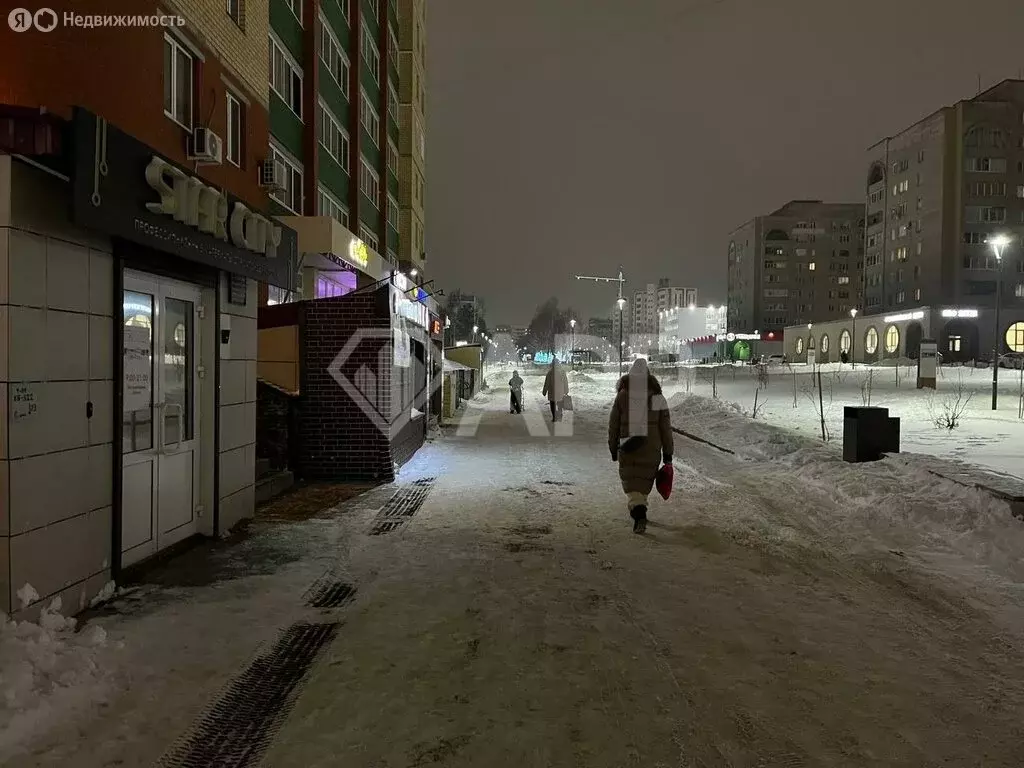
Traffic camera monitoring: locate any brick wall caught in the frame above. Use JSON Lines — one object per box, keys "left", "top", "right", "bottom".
{"left": 0, "top": 0, "right": 270, "bottom": 211}
{"left": 298, "top": 288, "right": 397, "bottom": 482}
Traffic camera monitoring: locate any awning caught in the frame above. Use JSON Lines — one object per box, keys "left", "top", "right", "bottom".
{"left": 443, "top": 358, "right": 474, "bottom": 372}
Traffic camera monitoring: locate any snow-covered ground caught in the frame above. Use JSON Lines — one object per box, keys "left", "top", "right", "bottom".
{"left": 5, "top": 371, "right": 1024, "bottom": 766}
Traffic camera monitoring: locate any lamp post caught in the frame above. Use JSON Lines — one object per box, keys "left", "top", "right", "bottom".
{"left": 472, "top": 324, "right": 479, "bottom": 344}
{"left": 987, "top": 234, "right": 1011, "bottom": 410}
{"left": 575, "top": 267, "right": 627, "bottom": 375}
{"left": 849, "top": 308, "right": 858, "bottom": 368}
{"left": 569, "top": 318, "right": 576, "bottom": 364}
{"left": 616, "top": 298, "right": 626, "bottom": 374}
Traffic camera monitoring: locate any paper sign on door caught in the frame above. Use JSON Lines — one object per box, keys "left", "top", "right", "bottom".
{"left": 124, "top": 325, "right": 153, "bottom": 412}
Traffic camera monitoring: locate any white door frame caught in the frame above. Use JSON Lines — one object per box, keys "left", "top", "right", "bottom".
{"left": 121, "top": 271, "right": 203, "bottom": 567}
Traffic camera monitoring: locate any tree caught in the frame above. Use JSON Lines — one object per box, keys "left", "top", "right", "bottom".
{"left": 524, "top": 297, "right": 577, "bottom": 359}
{"left": 445, "top": 289, "right": 489, "bottom": 346}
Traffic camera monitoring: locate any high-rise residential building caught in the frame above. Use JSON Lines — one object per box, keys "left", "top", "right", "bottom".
{"left": 397, "top": 0, "right": 427, "bottom": 276}
{"left": 727, "top": 200, "right": 865, "bottom": 334}
{"left": 265, "top": 0, "right": 426, "bottom": 303}
{"left": 857, "top": 78, "right": 1024, "bottom": 361}
{"left": 630, "top": 279, "right": 697, "bottom": 335}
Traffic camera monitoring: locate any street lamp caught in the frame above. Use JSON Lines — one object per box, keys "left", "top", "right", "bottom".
{"left": 986, "top": 233, "right": 1011, "bottom": 410}
{"left": 850, "top": 308, "right": 858, "bottom": 368}
{"left": 616, "top": 297, "right": 626, "bottom": 374}
{"left": 569, "top": 318, "right": 576, "bottom": 364}
{"left": 472, "top": 324, "right": 479, "bottom": 344}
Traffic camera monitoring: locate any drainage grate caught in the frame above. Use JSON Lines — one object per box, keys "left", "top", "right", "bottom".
{"left": 368, "top": 477, "right": 436, "bottom": 534}
{"left": 305, "top": 580, "right": 357, "bottom": 609}
{"left": 158, "top": 622, "right": 338, "bottom": 768}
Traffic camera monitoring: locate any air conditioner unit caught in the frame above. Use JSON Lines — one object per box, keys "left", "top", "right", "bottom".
{"left": 259, "top": 158, "right": 285, "bottom": 191}
{"left": 188, "top": 128, "right": 223, "bottom": 164}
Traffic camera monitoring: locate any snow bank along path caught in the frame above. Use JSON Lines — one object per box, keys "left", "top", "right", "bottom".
{"left": 10, "top": 367, "right": 1024, "bottom": 767}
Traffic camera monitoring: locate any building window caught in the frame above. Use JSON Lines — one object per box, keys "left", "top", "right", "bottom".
{"left": 965, "top": 206, "right": 1007, "bottom": 223}
{"left": 361, "top": 22, "right": 380, "bottom": 84}
{"left": 387, "top": 138, "right": 399, "bottom": 176}
{"left": 914, "top": 288, "right": 921, "bottom": 301}
{"left": 282, "top": 0, "right": 301, "bottom": 24}
{"left": 359, "top": 223, "right": 379, "bottom": 251}
{"left": 884, "top": 325, "right": 900, "bottom": 354}
{"left": 387, "top": 194, "right": 400, "bottom": 230}
{"left": 416, "top": 117, "right": 425, "bottom": 159}
{"left": 796, "top": 337, "right": 805, "bottom": 354}
{"left": 318, "top": 99, "right": 349, "bottom": 171}
{"left": 269, "top": 144, "right": 302, "bottom": 213}
{"left": 360, "top": 88, "right": 380, "bottom": 146}
{"left": 227, "top": 0, "right": 243, "bottom": 28}
{"left": 838, "top": 276, "right": 850, "bottom": 284}
{"left": 359, "top": 156, "right": 379, "bottom": 205}
{"left": 317, "top": 186, "right": 349, "bottom": 227}
{"left": 388, "top": 24, "right": 399, "bottom": 61}
{"left": 820, "top": 334, "right": 829, "bottom": 354}
{"left": 839, "top": 329, "right": 851, "bottom": 354}
{"left": 865, "top": 327, "right": 879, "bottom": 354}
{"left": 270, "top": 36, "right": 303, "bottom": 117}
{"left": 388, "top": 81, "right": 399, "bottom": 123}
{"left": 338, "top": 0, "right": 350, "bottom": 15}
{"left": 808, "top": 262, "right": 816, "bottom": 271}
{"left": 163, "top": 34, "right": 194, "bottom": 130}
{"left": 320, "top": 17, "right": 350, "bottom": 97}
{"left": 965, "top": 157, "right": 1007, "bottom": 173}
{"left": 226, "top": 92, "right": 243, "bottom": 167}
{"left": 895, "top": 290, "right": 905, "bottom": 304}
{"left": 1008, "top": 322, "right": 1024, "bottom": 353}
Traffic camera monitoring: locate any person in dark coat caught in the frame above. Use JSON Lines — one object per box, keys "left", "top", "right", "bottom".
{"left": 542, "top": 361, "right": 569, "bottom": 421}
{"left": 608, "top": 358, "right": 673, "bottom": 533}
{"left": 508, "top": 370, "right": 524, "bottom": 414}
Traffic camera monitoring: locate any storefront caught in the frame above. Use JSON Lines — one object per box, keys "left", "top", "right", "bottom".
{"left": 0, "top": 108, "right": 297, "bottom": 616}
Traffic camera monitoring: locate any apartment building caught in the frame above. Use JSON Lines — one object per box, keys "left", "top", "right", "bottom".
{"left": 630, "top": 279, "right": 698, "bottom": 335}
{"left": 265, "top": 0, "right": 425, "bottom": 302}
{"left": 727, "top": 200, "right": 865, "bottom": 334}
{"left": 859, "top": 78, "right": 1024, "bottom": 361}
{"left": 0, "top": 0, "right": 295, "bottom": 615}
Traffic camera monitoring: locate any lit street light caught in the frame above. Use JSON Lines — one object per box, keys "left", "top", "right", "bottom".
{"left": 569, "top": 318, "right": 576, "bottom": 363}
{"left": 472, "top": 324, "right": 479, "bottom": 344}
{"left": 987, "top": 233, "right": 1011, "bottom": 410}
{"left": 850, "top": 308, "right": 858, "bottom": 368}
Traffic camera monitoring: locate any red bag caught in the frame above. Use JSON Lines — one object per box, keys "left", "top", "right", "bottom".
{"left": 656, "top": 462, "right": 674, "bottom": 500}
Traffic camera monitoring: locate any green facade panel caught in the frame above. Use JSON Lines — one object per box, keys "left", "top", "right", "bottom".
{"left": 270, "top": 0, "right": 303, "bottom": 57}
{"left": 318, "top": 149, "right": 351, "bottom": 207}
{"left": 270, "top": 91, "right": 304, "bottom": 160}
{"left": 321, "top": 0, "right": 349, "bottom": 47}
{"left": 387, "top": 226, "right": 399, "bottom": 255}
{"left": 318, "top": 63, "right": 350, "bottom": 125}
{"left": 362, "top": 138, "right": 381, "bottom": 169}
{"left": 388, "top": 173, "right": 399, "bottom": 197}
{"left": 360, "top": 202, "right": 380, "bottom": 232}
{"left": 361, "top": 0, "right": 380, "bottom": 34}
{"left": 360, "top": 66, "right": 382, "bottom": 96}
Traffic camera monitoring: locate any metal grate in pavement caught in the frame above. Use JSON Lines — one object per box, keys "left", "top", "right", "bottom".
{"left": 305, "top": 579, "right": 357, "bottom": 609}
{"left": 158, "top": 622, "right": 338, "bottom": 768}
{"left": 368, "top": 477, "right": 436, "bottom": 534}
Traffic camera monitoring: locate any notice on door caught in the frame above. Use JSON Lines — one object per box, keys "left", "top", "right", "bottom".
{"left": 11, "top": 383, "right": 38, "bottom": 420}
{"left": 124, "top": 325, "right": 152, "bottom": 412}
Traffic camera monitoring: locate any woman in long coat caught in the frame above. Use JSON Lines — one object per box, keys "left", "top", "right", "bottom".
{"left": 608, "top": 359, "right": 673, "bottom": 533}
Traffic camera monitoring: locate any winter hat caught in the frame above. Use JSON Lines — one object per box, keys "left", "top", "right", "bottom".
{"left": 629, "top": 358, "right": 648, "bottom": 376}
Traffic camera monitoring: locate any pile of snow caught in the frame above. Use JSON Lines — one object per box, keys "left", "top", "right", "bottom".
{"left": 669, "top": 393, "right": 1024, "bottom": 586}
{"left": 0, "top": 589, "right": 118, "bottom": 761}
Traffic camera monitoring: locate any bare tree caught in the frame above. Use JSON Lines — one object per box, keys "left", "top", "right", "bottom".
{"left": 801, "top": 369, "right": 835, "bottom": 442}
{"left": 860, "top": 369, "right": 874, "bottom": 406}
{"left": 751, "top": 388, "right": 768, "bottom": 419}
{"left": 928, "top": 371, "right": 974, "bottom": 430}
{"left": 757, "top": 363, "right": 769, "bottom": 390}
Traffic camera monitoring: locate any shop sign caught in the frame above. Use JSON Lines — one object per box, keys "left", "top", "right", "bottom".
{"left": 883, "top": 311, "right": 925, "bottom": 323}
{"left": 71, "top": 108, "right": 298, "bottom": 289}
{"left": 941, "top": 308, "right": 978, "bottom": 318}
{"left": 348, "top": 238, "right": 369, "bottom": 268}
{"left": 716, "top": 332, "right": 761, "bottom": 341}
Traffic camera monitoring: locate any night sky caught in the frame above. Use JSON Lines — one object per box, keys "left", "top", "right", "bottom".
{"left": 426, "top": 0, "right": 1024, "bottom": 326}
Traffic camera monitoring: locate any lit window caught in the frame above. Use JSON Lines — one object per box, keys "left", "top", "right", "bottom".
{"left": 796, "top": 337, "right": 805, "bottom": 354}
{"left": 1007, "top": 322, "right": 1024, "bottom": 353}
{"left": 808, "top": 262, "right": 816, "bottom": 271}
{"left": 948, "top": 335, "right": 962, "bottom": 353}
{"left": 821, "top": 334, "right": 829, "bottom": 353}
{"left": 865, "top": 327, "right": 879, "bottom": 354}
{"left": 885, "top": 325, "right": 900, "bottom": 354}
{"left": 839, "top": 329, "right": 851, "bottom": 353}
{"left": 163, "top": 34, "right": 194, "bottom": 130}
{"left": 226, "top": 92, "right": 243, "bottom": 167}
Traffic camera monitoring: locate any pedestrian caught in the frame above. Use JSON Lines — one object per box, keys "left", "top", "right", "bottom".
{"left": 608, "top": 358, "right": 673, "bottom": 533}
{"left": 542, "top": 360, "right": 569, "bottom": 422}
{"left": 508, "top": 369, "right": 524, "bottom": 414}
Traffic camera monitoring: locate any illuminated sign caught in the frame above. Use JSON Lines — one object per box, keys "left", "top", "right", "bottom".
{"left": 941, "top": 308, "right": 978, "bottom": 318}
{"left": 716, "top": 333, "right": 761, "bottom": 341}
{"left": 431, "top": 319, "right": 442, "bottom": 335}
{"left": 883, "top": 311, "right": 924, "bottom": 323}
{"left": 348, "top": 238, "right": 369, "bottom": 268}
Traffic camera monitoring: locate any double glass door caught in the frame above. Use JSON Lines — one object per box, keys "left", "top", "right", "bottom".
{"left": 121, "top": 272, "right": 202, "bottom": 566}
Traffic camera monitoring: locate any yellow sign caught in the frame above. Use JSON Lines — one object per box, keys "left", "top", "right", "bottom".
{"left": 348, "top": 238, "right": 369, "bottom": 268}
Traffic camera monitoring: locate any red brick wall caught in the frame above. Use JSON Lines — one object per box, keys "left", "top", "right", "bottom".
{"left": 0, "top": 0, "right": 271, "bottom": 211}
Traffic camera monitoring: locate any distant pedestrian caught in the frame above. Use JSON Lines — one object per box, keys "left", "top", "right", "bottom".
{"left": 608, "top": 358, "right": 673, "bottom": 533}
{"left": 508, "top": 369, "right": 524, "bottom": 414}
{"left": 542, "top": 360, "right": 569, "bottom": 421}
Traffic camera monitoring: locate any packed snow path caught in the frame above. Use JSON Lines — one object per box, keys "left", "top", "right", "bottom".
{"left": 12, "top": 376, "right": 1024, "bottom": 767}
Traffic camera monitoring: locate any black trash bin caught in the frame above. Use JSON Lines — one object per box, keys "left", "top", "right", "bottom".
{"left": 843, "top": 406, "right": 900, "bottom": 462}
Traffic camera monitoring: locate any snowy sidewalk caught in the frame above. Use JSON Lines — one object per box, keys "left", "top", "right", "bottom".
{"left": 8, "top": 376, "right": 1024, "bottom": 767}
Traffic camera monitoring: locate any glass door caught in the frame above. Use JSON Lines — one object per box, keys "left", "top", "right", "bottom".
{"left": 121, "top": 273, "right": 202, "bottom": 567}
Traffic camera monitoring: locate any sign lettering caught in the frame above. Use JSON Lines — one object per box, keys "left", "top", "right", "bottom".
{"left": 145, "top": 156, "right": 283, "bottom": 259}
